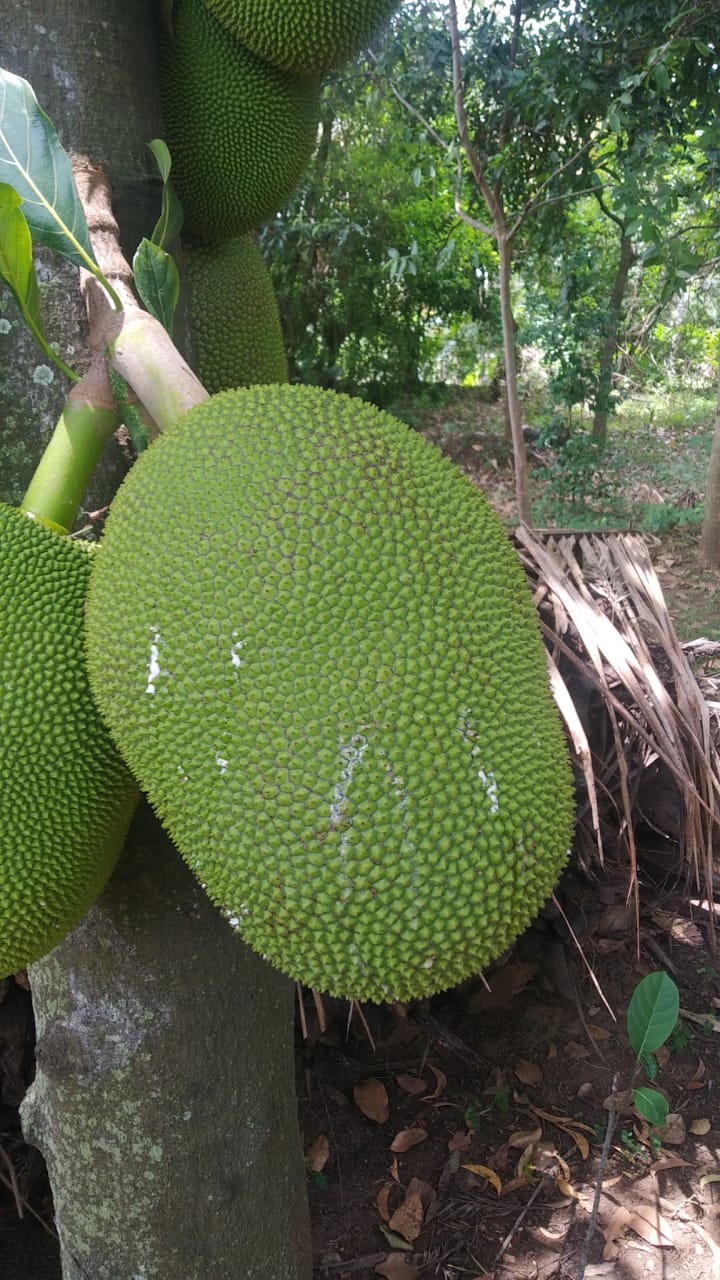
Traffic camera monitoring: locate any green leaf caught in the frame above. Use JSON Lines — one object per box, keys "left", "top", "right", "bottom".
{"left": 0, "top": 69, "right": 97, "bottom": 270}
{"left": 132, "top": 238, "right": 180, "bottom": 335}
{"left": 639, "top": 1050, "right": 657, "bottom": 1081}
{"left": 633, "top": 1087, "right": 669, "bottom": 1128}
{"left": 147, "top": 139, "right": 183, "bottom": 250}
{"left": 627, "top": 972, "right": 679, "bottom": 1057}
{"left": 0, "top": 183, "right": 42, "bottom": 331}
{"left": 0, "top": 182, "right": 78, "bottom": 381}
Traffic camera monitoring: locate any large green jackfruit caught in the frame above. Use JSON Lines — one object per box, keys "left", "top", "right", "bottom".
{"left": 158, "top": 0, "right": 321, "bottom": 242}
{"left": 85, "top": 386, "right": 575, "bottom": 1003}
{"left": 185, "top": 234, "right": 288, "bottom": 393}
{"left": 0, "top": 507, "right": 140, "bottom": 977}
{"left": 205, "top": 0, "right": 402, "bottom": 75}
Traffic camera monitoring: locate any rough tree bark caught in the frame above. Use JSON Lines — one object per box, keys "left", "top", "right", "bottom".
{"left": 1, "top": 3, "right": 312, "bottom": 1276}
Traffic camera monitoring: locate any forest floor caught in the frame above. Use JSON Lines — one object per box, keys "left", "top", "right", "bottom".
{"left": 1, "top": 385, "right": 719, "bottom": 1280}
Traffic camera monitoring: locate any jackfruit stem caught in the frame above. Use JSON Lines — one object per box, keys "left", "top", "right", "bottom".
{"left": 104, "top": 307, "right": 209, "bottom": 433}
{"left": 20, "top": 361, "right": 121, "bottom": 533}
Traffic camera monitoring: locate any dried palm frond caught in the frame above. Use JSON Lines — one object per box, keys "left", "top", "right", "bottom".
{"left": 514, "top": 528, "right": 719, "bottom": 943}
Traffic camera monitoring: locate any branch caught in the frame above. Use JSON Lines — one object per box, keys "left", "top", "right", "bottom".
{"left": 508, "top": 135, "right": 596, "bottom": 239}
{"left": 497, "top": 0, "right": 524, "bottom": 158}
{"left": 447, "top": 0, "right": 499, "bottom": 227}
{"left": 365, "top": 50, "right": 452, "bottom": 155}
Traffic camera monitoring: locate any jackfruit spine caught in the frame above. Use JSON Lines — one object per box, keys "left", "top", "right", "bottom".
{"left": 85, "top": 384, "right": 575, "bottom": 1003}
{"left": 204, "top": 0, "right": 402, "bottom": 75}
{"left": 0, "top": 505, "right": 140, "bottom": 978}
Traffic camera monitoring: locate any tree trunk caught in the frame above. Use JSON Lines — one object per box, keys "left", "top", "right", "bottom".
{"left": 700, "top": 354, "right": 720, "bottom": 566}
{"left": 591, "top": 233, "right": 634, "bottom": 443}
{"left": 497, "top": 232, "right": 531, "bottom": 524}
{"left": 22, "top": 807, "right": 310, "bottom": 1280}
{"left": 1, "top": 4, "right": 312, "bottom": 1276}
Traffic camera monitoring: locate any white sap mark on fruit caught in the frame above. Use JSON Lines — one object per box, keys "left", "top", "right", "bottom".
{"left": 177, "top": 765, "right": 189, "bottom": 782}
{"left": 0, "top": 318, "right": 11, "bottom": 334}
{"left": 330, "top": 733, "right": 368, "bottom": 829}
{"left": 478, "top": 769, "right": 499, "bottom": 814}
{"left": 183, "top": 1109, "right": 192, "bottom": 1121}
{"left": 215, "top": 753, "right": 229, "bottom": 775}
{"left": 146, "top": 627, "right": 161, "bottom": 694}
{"left": 32, "top": 364, "right": 54, "bottom": 385}
{"left": 230, "top": 631, "right": 247, "bottom": 669}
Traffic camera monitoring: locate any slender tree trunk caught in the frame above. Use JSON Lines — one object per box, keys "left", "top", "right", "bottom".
{"left": 591, "top": 233, "right": 634, "bottom": 443}
{"left": 1, "top": 4, "right": 312, "bottom": 1276}
{"left": 700, "top": 353, "right": 720, "bottom": 566}
{"left": 497, "top": 232, "right": 531, "bottom": 524}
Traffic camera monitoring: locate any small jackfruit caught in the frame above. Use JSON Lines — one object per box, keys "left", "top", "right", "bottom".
{"left": 158, "top": 0, "right": 321, "bottom": 242}
{"left": 185, "top": 234, "right": 288, "bottom": 393}
{"left": 204, "top": 0, "right": 402, "bottom": 75}
{"left": 0, "top": 507, "right": 140, "bottom": 978}
{"left": 85, "top": 386, "right": 575, "bottom": 1003}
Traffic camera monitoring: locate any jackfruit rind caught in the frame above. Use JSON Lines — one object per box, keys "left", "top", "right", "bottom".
{"left": 205, "top": 0, "right": 402, "bottom": 74}
{"left": 86, "top": 386, "right": 575, "bottom": 1002}
{"left": 0, "top": 507, "right": 140, "bottom": 977}
{"left": 159, "top": 0, "right": 321, "bottom": 242}
{"left": 185, "top": 234, "right": 288, "bottom": 393}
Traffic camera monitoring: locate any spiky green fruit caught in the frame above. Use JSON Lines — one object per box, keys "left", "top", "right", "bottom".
{"left": 185, "top": 234, "right": 288, "bottom": 393}
{"left": 0, "top": 507, "right": 140, "bottom": 977}
{"left": 86, "top": 386, "right": 575, "bottom": 1002}
{"left": 205, "top": 0, "right": 402, "bottom": 74}
{"left": 158, "top": 0, "right": 321, "bottom": 242}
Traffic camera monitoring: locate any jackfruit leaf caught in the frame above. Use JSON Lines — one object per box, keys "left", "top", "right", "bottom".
{"left": 508, "top": 1125, "right": 542, "bottom": 1149}
{"left": 132, "top": 238, "right": 179, "bottom": 336}
{"left": 375, "top": 1254, "right": 419, "bottom": 1280}
{"left": 147, "top": 139, "right": 183, "bottom": 250}
{"left": 390, "top": 1128, "right": 427, "bottom": 1153}
{"left": 0, "top": 183, "right": 43, "bottom": 335}
{"left": 461, "top": 1164, "right": 502, "bottom": 1194}
{"left": 304, "top": 1134, "right": 329, "bottom": 1173}
{"left": 627, "top": 972, "right": 679, "bottom": 1056}
{"left": 0, "top": 69, "right": 97, "bottom": 271}
{"left": 0, "top": 183, "right": 78, "bottom": 381}
{"left": 354, "top": 1077, "right": 389, "bottom": 1123}
{"left": 633, "top": 1087, "right": 669, "bottom": 1127}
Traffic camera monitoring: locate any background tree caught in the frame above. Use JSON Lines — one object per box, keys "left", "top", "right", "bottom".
{"left": 0, "top": 4, "right": 311, "bottom": 1277}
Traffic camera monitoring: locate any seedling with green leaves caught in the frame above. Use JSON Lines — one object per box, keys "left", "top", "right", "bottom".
{"left": 626, "top": 970, "right": 680, "bottom": 1129}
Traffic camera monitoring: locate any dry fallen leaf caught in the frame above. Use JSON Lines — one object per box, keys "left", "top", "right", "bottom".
{"left": 565, "top": 1129, "right": 590, "bottom": 1160}
{"left": 587, "top": 1025, "right": 611, "bottom": 1041}
{"left": 689, "top": 1118, "right": 711, "bottom": 1135}
{"left": 461, "top": 1164, "right": 502, "bottom": 1194}
{"left": 396, "top": 1073, "right": 427, "bottom": 1095}
{"left": 354, "top": 1077, "right": 390, "bottom": 1124}
{"left": 448, "top": 1130, "right": 472, "bottom": 1152}
{"left": 651, "top": 1155, "right": 692, "bottom": 1176}
{"left": 375, "top": 1253, "right": 419, "bottom": 1280}
{"left": 514, "top": 1059, "right": 543, "bottom": 1085}
{"left": 305, "top": 1134, "right": 330, "bottom": 1173}
{"left": 661, "top": 1113, "right": 686, "bottom": 1145}
{"left": 421, "top": 1065, "right": 447, "bottom": 1101}
{"left": 627, "top": 1204, "right": 674, "bottom": 1247}
{"left": 388, "top": 1190, "right": 424, "bottom": 1242}
{"left": 389, "top": 1157, "right": 401, "bottom": 1183}
{"left": 508, "top": 1125, "right": 543, "bottom": 1149}
{"left": 602, "top": 1205, "right": 631, "bottom": 1259}
{"left": 390, "top": 1128, "right": 428, "bottom": 1153}
{"left": 377, "top": 1182, "right": 397, "bottom": 1224}
{"left": 467, "top": 960, "right": 538, "bottom": 1011}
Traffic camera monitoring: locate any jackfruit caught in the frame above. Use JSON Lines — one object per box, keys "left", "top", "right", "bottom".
{"left": 158, "top": 0, "right": 321, "bottom": 242}
{"left": 185, "top": 234, "right": 288, "bottom": 393}
{"left": 85, "top": 385, "right": 575, "bottom": 1003}
{"left": 204, "top": 0, "right": 402, "bottom": 75}
{"left": 0, "top": 507, "right": 140, "bottom": 978}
